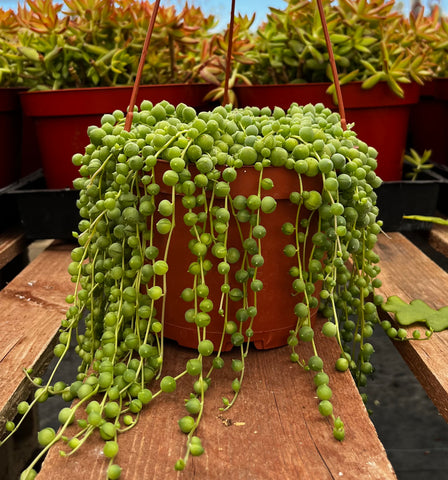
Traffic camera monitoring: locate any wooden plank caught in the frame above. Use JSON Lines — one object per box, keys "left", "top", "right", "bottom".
{"left": 429, "top": 222, "right": 448, "bottom": 257}
{"left": 375, "top": 232, "right": 448, "bottom": 421}
{"left": 37, "top": 327, "right": 395, "bottom": 479}
{"left": 0, "top": 229, "right": 26, "bottom": 270}
{"left": 0, "top": 241, "right": 73, "bottom": 432}
{"left": 0, "top": 241, "right": 395, "bottom": 479}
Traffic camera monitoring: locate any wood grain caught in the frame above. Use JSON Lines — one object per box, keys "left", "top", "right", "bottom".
{"left": 37, "top": 330, "right": 395, "bottom": 479}
{"left": 429, "top": 223, "right": 448, "bottom": 258}
{"left": 0, "top": 241, "right": 396, "bottom": 479}
{"left": 0, "top": 241, "right": 73, "bottom": 431}
{"left": 0, "top": 229, "right": 26, "bottom": 270}
{"left": 376, "top": 232, "right": 448, "bottom": 421}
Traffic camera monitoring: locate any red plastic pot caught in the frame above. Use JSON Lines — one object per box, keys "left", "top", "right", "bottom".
{"left": 152, "top": 162, "right": 322, "bottom": 351}
{"left": 19, "top": 84, "right": 216, "bottom": 189}
{"left": 234, "top": 81, "right": 421, "bottom": 181}
{"left": 408, "top": 78, "right": 448, "bottom": 167}
{"left": 0, "top": 88, "right": 22, "bottom": 189}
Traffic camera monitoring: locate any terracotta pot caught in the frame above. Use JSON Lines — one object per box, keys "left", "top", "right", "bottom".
{"left": 234, "top": 81, "right": 421, "bottom": 182}
{"left": 0, "top": 88, "right": 22, "bottom": 189}
{"left": 152, "top": 162, "right": 322, "bottom": 351}
{"left": 408, "top": 78, "right": 448, "bottom": 167}
{"left": 19, "top": 84, "right": 216, "bottom": 189}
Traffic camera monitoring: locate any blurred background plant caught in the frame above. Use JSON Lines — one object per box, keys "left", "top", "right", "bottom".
{"left": 0, "top": 7, "right": 21, "bottom": 86}
{"left": 0, "top": 0, "right": 216, "bottom": 90}
{"left": 1, "top": 0, "right": 448, "bottom": 93}
{"left": 238, "top": 0, "right": 435, "bottom": 97}
{"left": 194, "top": 13, "right": 256, "bottom": 104}
{"left": 404, "top": 148, "right": 434, "bottom": 180}
{"left": 420, "top": 4, "right": 448, "bottom": 77}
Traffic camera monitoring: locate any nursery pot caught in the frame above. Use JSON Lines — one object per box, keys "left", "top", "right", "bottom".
{"left": 429, "top": 162, "right": 448, "bottom": 216}
{"left": 0, "top": 88, "right": 22, "bottom": 189}
{"left": 152, "top": 162, "right": 322, "bottom": 351}
{"left": 375, "top": 165, "right": 444, "bottom": 231}
{"left": 234, "top": 81, "right": 420, "bottom": 182}
{"left": 19, "top": 84, "right": 215, "bottom": 189}
{"left": 408, "top": 78, "right": 448, "bottom": 167}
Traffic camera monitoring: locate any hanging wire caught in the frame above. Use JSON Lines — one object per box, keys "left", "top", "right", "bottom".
{"left": 315, "top": 0, "right": 347, "bottom": 130}
{"left": 223, "top": 0, "right": 236, "bottom": 105}
{"left": 125, "top": 0, "right": 162, "bottom": 131}
{"left": 124, "top": 0, "right": 344, "bottom": 128}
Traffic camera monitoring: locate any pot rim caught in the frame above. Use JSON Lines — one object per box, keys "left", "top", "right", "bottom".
{"left": 233, "top": 81, "right": 421, "bottom": 108}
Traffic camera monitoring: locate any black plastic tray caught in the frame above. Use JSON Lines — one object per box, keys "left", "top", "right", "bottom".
{"left": 375, "top": 166, "right": 445, "bottom": 231}
{"left": 5, "top": 163, "right": 446, "bottom": 239}
{"left": 0, "top": 182, "right": 22, "bottom": 234}
{"left": 6, "top": 171, "right": 79, "bottom": 240}
{"left": 431, "top": 163, "right": 448, "bottom": 216}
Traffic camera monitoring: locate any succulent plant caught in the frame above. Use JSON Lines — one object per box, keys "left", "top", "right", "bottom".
{"left": 0, "top": 0, "right": 216, "bottom": 90}
{"left": 194, "top": 13, "right": 256, "bottom": 105}
{"left": 0, "top": 7, "right": 21, "bottom": 86}
{"left": 416, "top": 4, "right": 448, "bottom": 78}
{"left": 239, "top": 0, "right": 434, "bottom": 97}
{"left": 1, "top": 99, "right": 384, "bottom": 478}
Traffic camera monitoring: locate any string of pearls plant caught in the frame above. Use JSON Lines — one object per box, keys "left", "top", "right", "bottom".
{"left": 1, "top": 100, "right": 384, "bottom": 479}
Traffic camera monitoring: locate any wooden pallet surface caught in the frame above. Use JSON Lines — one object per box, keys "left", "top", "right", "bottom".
{"left": 376, "top": 231, "right": 448, "bottom": 421}
{"left": 0, "top": 242, "right": 73, "bottom": 432}
{"left": 0, "top": 241, "right": 396, "bottom": 479}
